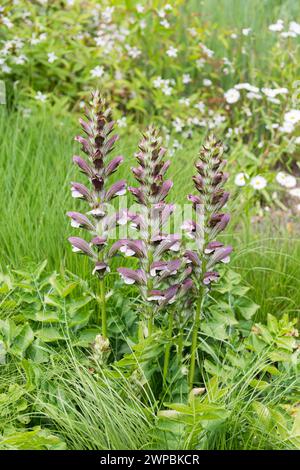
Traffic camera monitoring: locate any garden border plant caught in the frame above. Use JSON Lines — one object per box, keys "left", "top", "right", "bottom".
{"left": 68, "top": 90, "right": 233, "bottom": 388}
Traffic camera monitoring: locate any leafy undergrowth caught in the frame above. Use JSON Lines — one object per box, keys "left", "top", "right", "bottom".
{"left": 0, "top": 253, "right": 299, "bottom": 450}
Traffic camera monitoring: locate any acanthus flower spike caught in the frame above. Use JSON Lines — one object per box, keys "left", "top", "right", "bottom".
{"left": 186, "top": 134, "right": 233, "bottom": 389}
{"left": 67, "top": 90, "right": 126, "bottom": 338}
{"left": 117, "top": 126, "right": 193, "bottom": 338}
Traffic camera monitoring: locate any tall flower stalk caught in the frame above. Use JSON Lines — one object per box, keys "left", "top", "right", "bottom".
{"left": 67, "top": 90, "right": 126, "bottom": 337}
{"left": 184, "top": 134, "right": 232, "bottom": 388}
{"left": 114, "top": 127, "right": 192, "bottom": 376}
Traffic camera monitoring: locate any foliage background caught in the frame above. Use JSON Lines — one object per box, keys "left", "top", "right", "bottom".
{"left": 0, "top": 0, "right": 299, "bottom": 451}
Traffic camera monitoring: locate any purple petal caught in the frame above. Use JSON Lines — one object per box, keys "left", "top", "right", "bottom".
{"left": 73, "top": 156, "right": 93, "bottom": 177}
{"left": 157, "top": 180, "right": 173, "bottom": 201}
{"left": 184, "top": 250, "right": 201, "bottom": 266}
{"left": 203, "top": 271, "right": 220, "bottom": 285}
{"left": 71, "top": 182, "right": 92, "bottom": 201}
{"left": 128, "top": 186, "right": 146, "bottom": 205}
{"left": 68, "top": 237, "right": 95, "bottom": 257}
{"left": 105, "top": 156, "right": 123, "bottom": 176}
{"left": 131, "top": 166, "right": 144, "bottom": 182}
{"left": 181, "top": 278, "right": 194, "bottom": 294}
{"left": 209, "top": 213, "right": 230, "bottom": 232}
{"left": 118, "top": 268, "right": 147, "bottom": 285}
{"left": 193, "top": 175, "right": 204, "bottom": 191}
{"left": 109, "top": 239, "right": 145, "bottom": 258}
{"left": 164, "top": 284, "right": 180, "bottom": 304}
{"left": 91, "top": 236, "right": 107, "bottom": 246}
{"left": 106, "top": 180, "right": 126, "bottom": 200}
{"left": 67, "top": 211, "right": 95, "bottom": 231}
{"left": 187, "top": 194, "right": 202, "bottom": 207}
{"left": 103, "top": 134, "right": 119, "bottom": 154}
{"left": 75, "top": 135, "right": 92, "bottom": 155}
{"left": 147, "top": 289, "right": 165, "bottom": 302}
{"left": 154, "top": 235, "right": 180, "bottom": 257}
{"left": 92, "top": 261, "right": 110, "bottom": 277}
{"left": 212, "top": 190, "right": 230, "bottom": 207}
{"left": 208, "top": 246, "right": 233, "bottom": 267}
{"left": 204, "top": 241, "right": 224, "bottom": 254}
{"left": 79, "top": 118, "right": 93, "bottom": 136}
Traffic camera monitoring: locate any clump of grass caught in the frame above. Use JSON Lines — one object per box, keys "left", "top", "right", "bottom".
{"left": 30, "top": 349, "right": 156, "bottom": 450}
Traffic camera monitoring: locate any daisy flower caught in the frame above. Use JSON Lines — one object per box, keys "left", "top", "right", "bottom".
{"left": 250, "top": 176, "right": 267, "bottom": 190}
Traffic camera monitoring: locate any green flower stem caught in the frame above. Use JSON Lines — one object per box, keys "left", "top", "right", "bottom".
{"left": 147, "top": 314, "right": 153, "bottom": 337}
{"left": 178, "top": 310, "right": 184, "bottom": 364}
{"left": 189, "top": 288, "right": 203, "bottom": 388}
{"left": 163, "top": 309, "right": 174, "bottom": 386}
{"left": 138, "top": 320, "right": 144, "bottom": 342}
{"left": 99, "top": 278, "right": 107, "bottom": 337}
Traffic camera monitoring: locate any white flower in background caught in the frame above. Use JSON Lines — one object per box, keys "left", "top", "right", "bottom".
{"left": 172, "top": 117, "right": 184, "bottom": 132}
{"left": 30, "top": 33, "right": 47, "bottom": 45}
{"left": 91, "top": 65, "right": 104, "bottom": 78}
{"left": 188, "top": 27, "right": 197, "bottom": 37}
{"left": 231, "top": 33, "right": 238, "bottom": 39}
{"left": 196, "top": 58, "right": 205, "bottom": 69}
{"left": 234, "top": 172, "right": 249, "bottom": 186}
{"left": 166, "top": 46, "right": 178, "bottom": 57}
{"left": 276, "top": 172, "right": 296, "bottom": 188}
{"left": 164, "top": 4, "right": 173, "bottom": 10}
{"left": 139, "top": 20, "right": 146, "bottom": 29}
{"left": 194, "top": 101, "right": 205, "bottom": 112}
{"left": 203, "top": 78, "right": 212, "bottom": 87}
{"left": 179, "top": 97, "right": 190, "bottom": 106}
{"left": 126, "top": 45, "right": 141, "bottom": 58}
{"left": 117, "top": 116, "right": 127, "bottom": 128}
{"left": 136, "top": 4, "right": 144, "bottom": 13}
{"left": 160, "top": 19, "right": 170, "bottom": 28}
{"left": 173, "top": 139, "right": 182, "bottom": 149}
{"left": 13, "top": 54, "right": 27, "bottom": 64}
{"left": 289, "top": 21, "right": 300, "bottom": 35}
{"left": 35, "top": 91, "right": 47, "bottom": 102}
{"left": 115, "top": 70, "right": 123, "bottom": 80}
{"left": 162, "top": 85, "right": 172, "bottom": 96}
{"left": 247, "top": 92, "right": 262, "bottom": 100}
{"left": 153, "top": 76, "right": 164, "bottom": 88}
{"left": 224, "top": 88, "right": 240, "bottom": 104}
{"left": 250, "top": 175, "right": 267, "bottom": 190}
{"left": 295, "top": 136, "right": 300, "bottom": 144}
{"left": 269, "top": 19, "right": 284, "bottom": 32}
{"left": 242, "top": 28, "right": 251, "bottom": 36}
{"left": 1, "top": 64, "right": 11, "bottom": 73}
{"left": 261, "top": 87, "right": 288, "bottom": 98}
{"left": 157, "top": 9, "right": 166, "bottom": 18}
{"left": 281, "top": 31, "right": 297, "bottom": 38}
{"left": 102, "top": 6, "right": 114, "bottom": 22}
{"left": 289, "top": 188, "right": 300, "bottom": 198}
{"left": 279, "top": 121, "right": 295, "bottom": 133}
{"left": 200, "top": 43, "right": 214, "bottom": 57}
{"left": 182, "top": 73, "right": 191, "bottom": 84}
{"left": 235, "top": 83, "right": 259, "bottom": 93}
{"left": 47, "top": 52, "right": 57, "bottom": 63}
{"left": 2, "top": 17, "right": 13, "bottom": 28}
{"left": 284, "top": 109, "right": 300, "bottom": 126}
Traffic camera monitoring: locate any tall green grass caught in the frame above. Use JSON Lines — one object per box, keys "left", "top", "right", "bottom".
{"left": 190, "top": 0, "right": 300, "bottom": 81}
{"left": 0, "top": 109, "right": 299, "bottom": 324}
